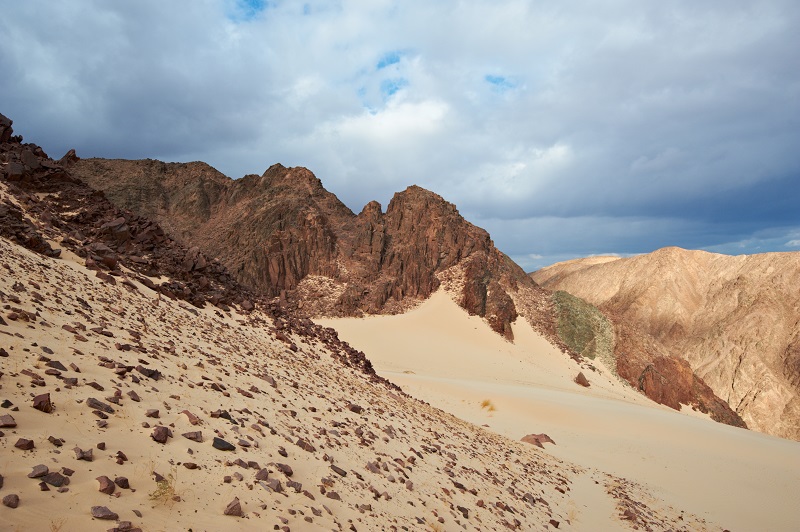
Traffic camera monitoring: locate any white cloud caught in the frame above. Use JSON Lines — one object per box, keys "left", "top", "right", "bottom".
{"left": 2, "top": 0, "right": 799, "bottom": 262}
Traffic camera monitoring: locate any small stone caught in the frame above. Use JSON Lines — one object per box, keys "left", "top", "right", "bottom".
{"left": 151, "top": 426, "right": 171, "bottom": 444}
{"left": 28, "top": 464, "right": 49, "bottom": 478}
{"left": 74, "top": 446, "right": 94, "bottom": 461}
{"left": 0, "top": 414, "right": 17, "bottom": 427}
{"left": 97, "top": 442, "right": 106, "bottom": 450}
{"left": 224, "top": 497, "right": 243, "bottom": 517}
{"left": 182, "top": 431, "right": 202, "bottom": 442}
{"left": 212, "top": 437, "right": 236, "bottom": 451}
{"left": 183, "top": 462, "right": 198, "bottom": 470}
{"left": 114, "top": 477, "right": 130, "bottom": 489}
{"left": 181, "top": 410, "right": 201, "bottom": 425}
{"left": 91, "top": 505, "right": 119, "bottom": 520}
{"left": 86, "top": 397, "right": 114, "bottom": 413}
{"left": 574, "top": 372, "right": 590, "bottom": 387}
{"left": 15, "top": 438, "right": 35, "bottom": 450}
{"left": 261, "top": 478, "right": 282, "bottom": 493}
{"left": 275, "top": 463, "right": 294, "bottom": 477}
{"left": 42, "top": 472, "right": 69, "bottom": 487}
{"left": 33, "top": 393, "right": 54, "bottom": 413}
{"left": 3, "top": 494, "right": 20, "bottom": 508}
{"left": 255, "top": 469, "right": 270, "bottom": 481}
{"left": 145, "top": 409, "right": 159, "bottom": 418}
{"left": 296, "top": 438, "right": 316, "bottom": 453}
{"left": 97, "top": 475, "right": 116, "bottom": 495}
{"left": 127, "top": 391, "right": 141, "bottom": 402}
{"left": 331, "top": 465, "right": 347, "bottom": 477}
{"left": 347, "top": 403, "right": 364, "bottom": 414}
{"left": 48, "top": 435, "right": 65, "bottom": 447}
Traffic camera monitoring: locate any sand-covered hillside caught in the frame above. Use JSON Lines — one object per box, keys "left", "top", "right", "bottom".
{"left": 532, "top": 247, "right": 800, "bottom": 441}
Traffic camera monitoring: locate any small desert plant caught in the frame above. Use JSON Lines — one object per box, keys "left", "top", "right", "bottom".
{"left": 49, "top": 518, "right": 67, "bottom": 532}
{"left": 149, "top": 468, "right": 180, "bottom": 507}
{"left": 480, "top": 399, "right": 496, "bottom": 412}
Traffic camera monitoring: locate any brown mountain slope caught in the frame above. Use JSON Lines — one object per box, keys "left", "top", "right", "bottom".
{"left": 532, "top": 247, "right": 800, "bottom": 440}
{"left": 70, "top": 158, "right": 529, "bottom": 339}
{"left": 44, "top": 120, "right": 740, "bottom": 427}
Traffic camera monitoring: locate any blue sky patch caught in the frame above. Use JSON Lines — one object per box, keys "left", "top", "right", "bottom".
{"left": 231, "top": 0, "right": 269, "bottom": 21}
{"left": 377, "top": 51, "right": 403, "bottom": 70}
{"left": 485, "top": 75, "right": 516, "bottom": 92}
{"left": 381, "top": 78, "right": 408, "bottom": 98}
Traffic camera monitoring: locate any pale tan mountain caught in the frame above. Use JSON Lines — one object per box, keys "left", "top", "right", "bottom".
{"left": 532, "top": 247, "right": 800, "bottom": 440}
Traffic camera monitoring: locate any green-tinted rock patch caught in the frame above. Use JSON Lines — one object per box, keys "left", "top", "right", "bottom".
{"left": 552, "top": 291, "right": 616, "bottom": 372}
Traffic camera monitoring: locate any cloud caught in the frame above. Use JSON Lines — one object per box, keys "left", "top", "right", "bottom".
{"left": 2, "top": 0, "right": 799, "bottom": 267}
{"left": 785, "top": 240, "right": 800, "bottom": 248}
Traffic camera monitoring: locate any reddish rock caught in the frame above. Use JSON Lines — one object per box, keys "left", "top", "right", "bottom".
{"left": 74, "top": 446, "right": 94, "bottom": 461}
{"left": 91, "top": 506, "right": 119, "bottom": 520}
{"left": 274, "top": 463, "right": 293, "bottom": 477}
{"left": 145, "top": 409, "right": 159, "bottom": 418}
{"left": 114, "top": 477, "right": 130, "bottom": 489}
{"left": 15, "top": 438, "right": 34, "bottom": 450}
{"left": 212, "top": 437, "right": 235, "bottom": 451}
{"left": 574, "top": 372, "right": 590, "bottom": 387}
{"left": 96, "top": 475, "right": 116, "bottom": 495}
{"left": 2, "top": 494, "right": 20, "bottom": 509}
{"left": 182, "top": 431, "right": 203, "bottom": 442}
{"left": 151, "top": 426, "right": 171, "bottom": 444}
{"left": 42, "top": 472, "right": 69, "bottom": 487}
{"left": 521, "top": 433, "right": 556, "bottom": 449}
{"left": 28, "top": 464, "right": 49, "bottom": 478}
{"left": 32, "top": 393, "right": 54, "bottom": 413}
{"left": 296, "top": 438, "right": 316, "bottom": 453}
{"left": 180, "top": 410, "right": 201, "bottom": 425}
{"left": 0, "top": 414, "right": 17, "bottom": 427}
{"left": 223, "top": 497, "right": 243, "bottom": 517}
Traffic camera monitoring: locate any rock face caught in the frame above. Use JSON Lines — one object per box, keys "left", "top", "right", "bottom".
{"left": 71, "top": 160, "right": 530, "bottom": 338}
{"left": 532, "top": 247, "right": 800, "bottom": 440}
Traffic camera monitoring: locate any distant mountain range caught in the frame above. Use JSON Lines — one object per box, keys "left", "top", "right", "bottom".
{"left": 532, "top": 248, "right": 800, "bottom": 440}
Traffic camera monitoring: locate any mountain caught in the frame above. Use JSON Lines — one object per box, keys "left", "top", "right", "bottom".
{"left": 0, "top": 113, "right": 736, "bottom": 531}
{"left": 70, "top": 158, "right": 531, "bottom": 340}
{"left": 532, "top": 247, "right": 800, "bottom": 440}
{"left": 68, "top": 157, "right": 749, "bottom": 430}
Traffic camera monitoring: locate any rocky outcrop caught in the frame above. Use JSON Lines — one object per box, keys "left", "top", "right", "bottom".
{"left": 0, "top": 112, "right": 398, "bottom": 389}
{"left": 71, "top": 160, "right": 531, "bottom": 338}
{"left": 532, "top": 247, "right": 800, "bottom": 439}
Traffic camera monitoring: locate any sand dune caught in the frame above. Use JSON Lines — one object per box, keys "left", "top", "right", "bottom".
{"left": 319, "top": 291, "right": 800, "bottom": 531}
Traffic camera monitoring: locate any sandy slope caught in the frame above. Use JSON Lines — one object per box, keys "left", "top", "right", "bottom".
{"left": 318, "top": 291, "right": 800, "bottom": 531}
{"left": 0, "top": 231, "right": 721, "bottom": 532}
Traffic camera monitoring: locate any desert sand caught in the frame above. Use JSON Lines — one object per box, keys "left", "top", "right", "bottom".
{"left": 1, "top": 227, "right": 720, "bottom": 531}
{"left": 318, "top": 291, "right": 800, "bottom": 531}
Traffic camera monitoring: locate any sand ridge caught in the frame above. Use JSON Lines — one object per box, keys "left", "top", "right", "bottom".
{"left": 319, "top": 290, "right": 800, "bottom": 531}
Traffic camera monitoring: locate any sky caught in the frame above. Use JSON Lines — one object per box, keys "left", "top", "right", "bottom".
{"left": 2, "top": 0, "right": 799, "bottom": 271}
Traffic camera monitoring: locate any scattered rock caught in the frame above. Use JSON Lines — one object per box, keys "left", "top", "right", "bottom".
{"left": 574, "top": 372, "right": 590, "bottom": 387}
{"left": 0, "top": 414, "right": 17, "bottom": 427}
{"left": 86, "top": 397, "right": 114, "bottom": 414}
{"left": 223, "top": 497, "right": 243, "bottom": 517}
{"left": 521, "top": 433, "right": 556, "bottom": 448}
{"left": 114, "top": 477, "right": 130, "bottom": 489}
{"left": 296, "top": 438, "right": 316, "bottom": 453}
{"left": 3, "top": 494, "right": 20, "bottom": 509}
{"left": 181, "top": 410, "right": 201, "bottom": 425}
{"left": 91, "top": 506, "right": 119, "bottom": 520}
{"left": 212, "top": 437, "right": 236, "bottom": 451}
{"left": 151, "top": 426, "right": 171, "bottom": 444}
{"left": 32, "top": 393, "right": 54, "bottom": 413}
{"left": 97, "top": 476, "right": 116, "bottom": 495}
{"left": 15, "top": 438, "right": 35, "bottom": 450}
{"left": 182, "top": 431, "right": 202, "bottom": 442}
{"left": 42, "top": 472, "right": 69, "bottom": 487}
{"left": 74, "top": 446, "right": 94, "bottom": 461}
{"left": 28, "top": 464, "right": 49, "bottom": 478}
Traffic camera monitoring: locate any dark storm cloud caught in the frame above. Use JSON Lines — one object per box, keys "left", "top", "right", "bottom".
{"left": 2, "top": 1, "right": 798, "bottom": 269}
